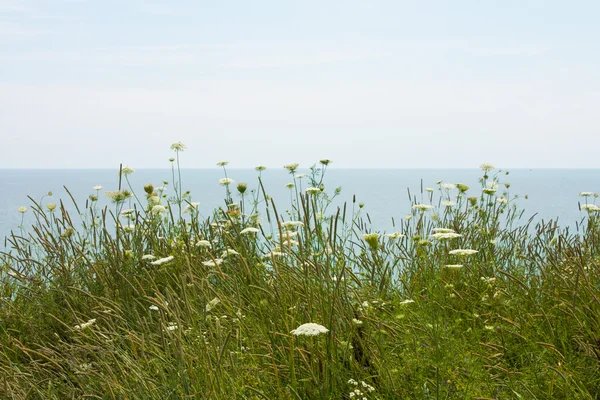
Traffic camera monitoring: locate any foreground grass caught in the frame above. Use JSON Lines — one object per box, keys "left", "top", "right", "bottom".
{"left": 2, "top": 147, "right": 600, "bottom": 399}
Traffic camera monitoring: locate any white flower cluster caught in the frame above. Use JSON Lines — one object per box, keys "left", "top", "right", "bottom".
{"left": 290, "top": 323, "right": 329, "bottom": 336}
{"left": 150, "top": 256, "right": 174, "bottom": 266}
{"left": 347, "top": 379, "right": 375, "bottom": 398}
{"left": 449, "top": 249, "right": 479, "bottom": 256}
{"left": 74, "top": 318, "right": 96, "bottom": 330}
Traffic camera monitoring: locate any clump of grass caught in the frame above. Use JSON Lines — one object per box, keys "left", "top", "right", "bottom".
{"left": 2, "top": 150, "right": 600, "bottom": 399}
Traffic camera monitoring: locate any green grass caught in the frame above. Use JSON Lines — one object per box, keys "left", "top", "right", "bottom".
{"left": 2, "top": 147, "right": 600, "bottom": 399}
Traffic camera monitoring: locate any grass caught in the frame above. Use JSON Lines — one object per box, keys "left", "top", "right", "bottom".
{"left": 2, "top": 147, "right": 600, "bottom": 399}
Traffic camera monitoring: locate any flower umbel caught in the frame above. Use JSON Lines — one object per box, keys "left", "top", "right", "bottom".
{"left": 170, "top": 142, "right": 186, "bottom": 152}
{"left": 290, "top": 323, "right": 329, "bottom": 337}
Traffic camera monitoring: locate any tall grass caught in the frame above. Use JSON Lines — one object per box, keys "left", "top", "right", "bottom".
{"left": 1, "top": 147, "right": 600, "bottom": 399}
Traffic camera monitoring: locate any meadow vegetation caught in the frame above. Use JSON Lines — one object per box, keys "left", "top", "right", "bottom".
{"left": 2, "top": 143, "right": 600, "bottom": 399}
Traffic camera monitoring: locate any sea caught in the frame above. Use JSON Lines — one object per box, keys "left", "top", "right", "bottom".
{"left": 1, "top": 168, "right": 598, "bottom": 249}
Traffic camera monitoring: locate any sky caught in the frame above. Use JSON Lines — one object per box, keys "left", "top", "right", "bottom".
{"left": 1, "top": 0, "right": 599, "bottom": 169}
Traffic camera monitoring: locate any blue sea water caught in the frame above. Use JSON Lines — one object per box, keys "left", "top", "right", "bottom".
{"left": 1, "top": 168, "right": 598, "bottom": 248}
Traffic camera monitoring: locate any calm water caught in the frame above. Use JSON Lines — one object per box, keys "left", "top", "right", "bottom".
{"left": 1, "top": 168, "right": 598, "bottom": 247}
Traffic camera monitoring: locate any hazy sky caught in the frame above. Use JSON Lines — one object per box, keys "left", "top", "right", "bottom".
{"left": 1, "top": 0, "right": 599, "bottom": 169}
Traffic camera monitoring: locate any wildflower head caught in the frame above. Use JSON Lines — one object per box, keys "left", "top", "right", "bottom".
{"left": 216, "top": 161, "right": 228, "bottom": 167}
{"left": 219, "top": 178, "right": 234, "bottom": 186}
{"left": 430, "top": 232, "right": 462, "bottom": 240}
{"left": 449, "top": 249, "right": 479, "bottom": 256}
{"left": 93, "top": 185, "right": 103, "bottom": 191}
{"left": 195, "top": 239, "right": 212, "bottom": 248}
{"left": 150, "top": 255, "right": 174, "bottom": 266}
{"left": 255, "top": 165, "right": 267, "bottom": 171}
{"left": 456, "top": 183, "right": 469, "bottom": 193}
{"left": 290, "top": 322, "right": 329, "bottom": 337}
{"left": 143, "top": 184, "right": 154, "bottom": 194}
{"left": 74, "top": 318, "right": 96, "bottom": 330}
{"left": 205, "top": 297, "right": 220, "bottom": 312}
{"left": 46, "top": 203, "right": 57, "bottom": 212}
{"left": 170, "top": 142, "right": 186, "bottom": 152}
{"left": 151, "top": 205, "right": 167, "bottom": 215}
{"left": 412, "top": 204, "right": 434, "bottom": 212}
{"left": 480, "top": 163, "right": 495, "bottom": 172}
{"left": 319, "top": 159, "right": 332, "bottom": 166}
{"left": 284, "top": 163, "right": 299, "bottom": 173}
{"left": 121, "top": 166, "right": 135, "bottom": 176}
{"left": 237, "top": 182, "right": 248, "bottom": 194}
{"left": 106, "top": 190, "right": 132, "bottom": 203}
{"left": 18, "top": 206, "right": 27, "bottom": 214}
{"left": 362, "top": 233, "right": 379, "bottom": 251}
{"left": 306, "top": 187, "right": 321, "bottom": 195}
{"left": 581, "top": 204, "right": 600, "bottom": 212}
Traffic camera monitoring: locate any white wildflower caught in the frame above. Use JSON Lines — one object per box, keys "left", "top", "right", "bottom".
{"left": 399, "top": 299, "right": 415, "bottom": 305}
{"left": 74, "top": 318, "right": 96, "bottom": 330}
{"left": 445, "top": 264, "right": 464, "bottom": 269}
{"left": 442, "top": 183, "right": 456, "bottom": 190}
{"left": 170, "top": 142, "right": 186, "bottom": 152}
{"left": 412, "top": 204, "right": 434, "bottom": 211}
{"left": 486, "top": 181, "right": 499, "bottom": 189}
{"left": 580, "top": 191, "right": 594, "bottom": 197}
{"left": 496, "top": 197, "right": 508, "bottom": 204}
{"left": 202, "top": 258, "right": 223, "bottom": 267}
{"left": 221, "top": 249, "right": 239, "bottom": 257}
{"left": 281, "top": 221, "right": 304, "bottom": 228}
{"left": 149, "top": 305, "right": 159, "bottom": 311}
{"left": 141, "top": 254, "right": 156, "bottom": 261}
{"left": 150, "top": 256, "right": 174, "bottom": 266}
{"left": 425, "top": 187, "right": 434, "bottom": 192}
{"left": 290, "top": 323, "right": 329, "bottom": 337}
{"left": 449, "top": 249, "right": 479, "bottom": 256}
{"left": 166, "top": 323, "right": 178, "bottom": 331}
{"left": 480, "top": 163, "right": 495, "bottom": 172}
{"left": 432, "top": 228, "right": 455, "bottom": 233}
{"left": 93, "top": 185, "right": 103, "bottom": 191}
{"left": 581, "top": 204, "right": 600, "bottom": 212}
{"left": 206, "top": 297, "right": 220, "bottom": 312}
{"left": 266, "top": 251, "right": 286, "bottom": 257}
{"left": 121, "top": 166, "right": 135, "bottom": 175}
{"left": 219, "top": 178, "right": 234, "bottom": 186}
{"left": 430, "top": 232, "right": 462, "bottom": 240}
{"left": 306, "top": 187, "right": 321, "bottom": 195}
{"left": 240, "top": 227, "right": 259, "bottom": 234}
{"left": 441, "top": 200, "right": 455, "bottom": 207}
{"left": 17, "top": 206, "right": 27, "bottom": 213}
{"left": 151, "top": 205, "right": 167, "bottom": 215}
{"left": 195, "top": 240, "right": 212, "bottom": 248}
